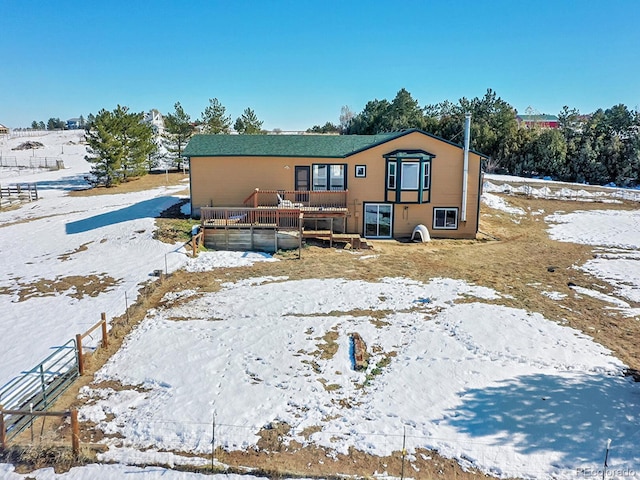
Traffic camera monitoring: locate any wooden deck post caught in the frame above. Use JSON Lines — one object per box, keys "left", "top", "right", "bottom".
{"left": 298, "top": 213, "right": 303, "bottom": 259}
{"left": 329, "top": 218, "right": 334, "bottom": 247}
{"left": 70, "top": 409, "right": 80, "bottom": 457}
{"left": 0, "top": 405, "right": 6, "bottom": 450}
{"left": 75, "top": 334, "right": 84, "bottom": 375}
{"left": 101, "top": 312, "right": 108, "bottom": 349}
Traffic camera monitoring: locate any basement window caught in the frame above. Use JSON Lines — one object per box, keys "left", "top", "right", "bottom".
{"left": 433, "top": 208, "right": 458, "bottom": 229}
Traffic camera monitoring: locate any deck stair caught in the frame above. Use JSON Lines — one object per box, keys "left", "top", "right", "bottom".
{"left": 302, "top": 230, "right": 370, "bottom": 250}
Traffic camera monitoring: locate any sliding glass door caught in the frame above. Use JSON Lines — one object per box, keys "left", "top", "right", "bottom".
{"left": 364, "top": 204, "right": 392, "bottom": 238}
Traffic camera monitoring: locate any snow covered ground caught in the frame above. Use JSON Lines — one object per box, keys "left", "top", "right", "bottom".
{"left": 1, "top": 132, "right": 640, "bottom": 479}
{"left": 78, "top": 277, "right": 637, "bottom": 480}
{"left": 484, "top": 183, "right": 640, "bottom": 316}
{"left": 547, "top": 209, "right": 640, "bottom": 317}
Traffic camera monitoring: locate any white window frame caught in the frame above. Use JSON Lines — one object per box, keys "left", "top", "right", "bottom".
{"left": 433, "top": 208, "right": 458, "bottom": 229}
{"left": 387, "top": 161, "right": 396, "bottom": 189}
{"left": 364, "top": 203, "right": 393, "bottom": 239}
{"left": 400, "top": 162, "right": 420, "bottom": 190}
{"left": 422, "top": 162, "right": 431, "bottom": 190}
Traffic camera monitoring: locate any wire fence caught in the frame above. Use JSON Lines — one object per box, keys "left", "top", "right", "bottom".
{"left": 0, "top": 156, "right": 63, "bottom": 170}
{"left": 484, "top": 178, "right": 640, "bottom": 203}
{"left": 69, "top": 413, "right": 634, "bottom": 479}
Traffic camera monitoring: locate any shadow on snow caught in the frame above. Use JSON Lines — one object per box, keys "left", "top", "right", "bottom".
{"left": 445, "top": 372, "right": 640, "bottom": 467}
{"left": 65, "top": 196, "right": 181, "bottom": 234}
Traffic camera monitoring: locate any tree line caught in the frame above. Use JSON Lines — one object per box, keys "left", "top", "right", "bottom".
{"left": 84, "top": 99, "right": 264, "bottom": 187}
{"left": 310, "top": 88, "right": 640, "bottom": 187}
{"left": 81, "top": 90, "right": 640, "bottom": 188}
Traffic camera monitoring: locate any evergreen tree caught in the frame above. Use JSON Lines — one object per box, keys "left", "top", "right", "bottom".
{"left": 348, "top": 98, "right": 392, "bottom": 134}
{"left": 31, "top": 120, "right": 39, "bottom": 129}
{"left": 307, "top": 122, "right": 340, "bottom": 134}
{"left": 38, "top": 121, "right": 46, "bottom": 130}
{"left": 531, "top": 129, "right": 568, "bottom": 178}
{"left": 163, "top": 102, "right": 195, "bottom": 170}
{"left": 85, "top": 105, "right": 154, "bottom": 187}
{"left": 47, "top": 117, "right": 64, "bottom": 130}
{"left": 85, "top": 114, "right": 95, "bottom": 132}
{"left": 234, "top": 108, "right": 264, "bottom": 134}
{"left": 388, "top": 88, "right": 427, "bottom": 131}
{"left": 201, "top": 98, "right": 231, "bottom": 134}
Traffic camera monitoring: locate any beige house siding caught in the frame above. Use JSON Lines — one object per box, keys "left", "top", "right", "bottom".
{"left": 188, "top": 131, "right": 482, "bottom": 240}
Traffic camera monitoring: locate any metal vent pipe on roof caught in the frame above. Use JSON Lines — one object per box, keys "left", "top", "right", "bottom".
{"left": 461, "top": 113, "right": 471, "bottom": 222}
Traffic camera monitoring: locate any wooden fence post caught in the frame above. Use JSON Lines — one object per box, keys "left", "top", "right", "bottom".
{"left": 0, "top": 405, "right": 6, "bottom": 450}
{"left": 101, "top": 312, "right": 108, "bottom": 349}
{"left": 70, "top": 409, "right": 79, "bottom": 457}
{"left": 75, "top": 334, "right": 84, "bottom": 375}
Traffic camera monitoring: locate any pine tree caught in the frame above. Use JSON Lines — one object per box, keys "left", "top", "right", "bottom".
{"left": 201, "top": 98, "right": 231, "bottom": 134}
{"left": 31, "top": 121, "right": 39, "bottom": 129}
{"left": 234, "top": 108, "right": 264, "bottom": 134}
{"left": 163, "top": 102, "right": 194, "bottom": 170}
{"left": 47, "top": 117, "right": 64, "bottom": 130}
{"left": 85, "top": 105, "right": 154, "bottom": 187}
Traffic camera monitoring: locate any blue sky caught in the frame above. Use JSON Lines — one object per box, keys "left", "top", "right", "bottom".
{"left": 1, "top": 0, "right": 638, "bottom": 129}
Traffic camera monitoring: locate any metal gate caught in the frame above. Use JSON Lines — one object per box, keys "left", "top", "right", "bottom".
{"left": 0, "top": 339, "right": 79, "bottom": 440}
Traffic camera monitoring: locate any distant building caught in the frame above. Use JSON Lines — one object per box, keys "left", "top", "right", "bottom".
{"left": 143, "top": 109, "right": 164, "bottom": 134}
{"left": 516, "top": 114, "right": 559, "bottom": 129}
{"left": 0, "top": 123, "right": 8, "bottom": 134}
{"left": 66, "top": 118, "right": 82, "bottom": 130}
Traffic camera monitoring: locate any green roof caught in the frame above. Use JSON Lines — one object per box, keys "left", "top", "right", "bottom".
{"left": 182, "top": 132, "right": 402, "bottom": 158}
{"left": 517, "top": 114, "right": 559, "bottom": 121}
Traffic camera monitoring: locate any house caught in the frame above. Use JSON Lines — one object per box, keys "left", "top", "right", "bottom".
{"left": 182, "top": 128, "right": 486, "bottom": 248}
{"left": 66, "top": 118, "right": 81, "bottom": 129}
{"left": 0, "top": 123, "right": 9, "bottom": 135}
{"left": 516, "top": 114, "right": 559, "bottom": 129}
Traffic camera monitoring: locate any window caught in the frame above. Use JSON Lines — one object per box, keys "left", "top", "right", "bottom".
{"left": 385, "top": 151, "right": 433, "bottom": 202}
{"left": 387, "top": 162, "right": 396, "bottom": 189}
{"left": 422, "top": 162, "right": 431, "bottom": 189}
{"left": 313, "top": 164, "right": 346, "bottom": 190}
{"left": 329, "top": 165, "right": 345, "bottom": 190}
{"left": 313, "top": 165, "right": 327, "bottom": 190}
{"left": 433, "top": 208, "right": 458, "bottom": 229}
{"left": 401, "top": 162, "right": 420, "bottom": 190}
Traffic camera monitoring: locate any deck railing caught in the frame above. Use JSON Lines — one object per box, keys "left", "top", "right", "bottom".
{"left": 243, "top": 189, "right": 347, "bottom": 209}
{"left": 201, "top": 207, "right": 303, "bottom": 230}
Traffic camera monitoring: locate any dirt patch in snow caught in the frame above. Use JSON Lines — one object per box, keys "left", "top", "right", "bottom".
{"left": 57, "top": 241, "right": 93, "bottom": 261}
{"left": 0, "top": 274, "right": 120, "bottom": 301}
{"left": 12, "top": 141, "right": 44, "bottom": 150}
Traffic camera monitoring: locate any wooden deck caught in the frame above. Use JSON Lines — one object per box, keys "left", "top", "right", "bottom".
{"left": 244, "top": 188, "right": 347, "bottom": 210}
{"left": 200, "top": 204, "right": 367, "bottom": 251}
